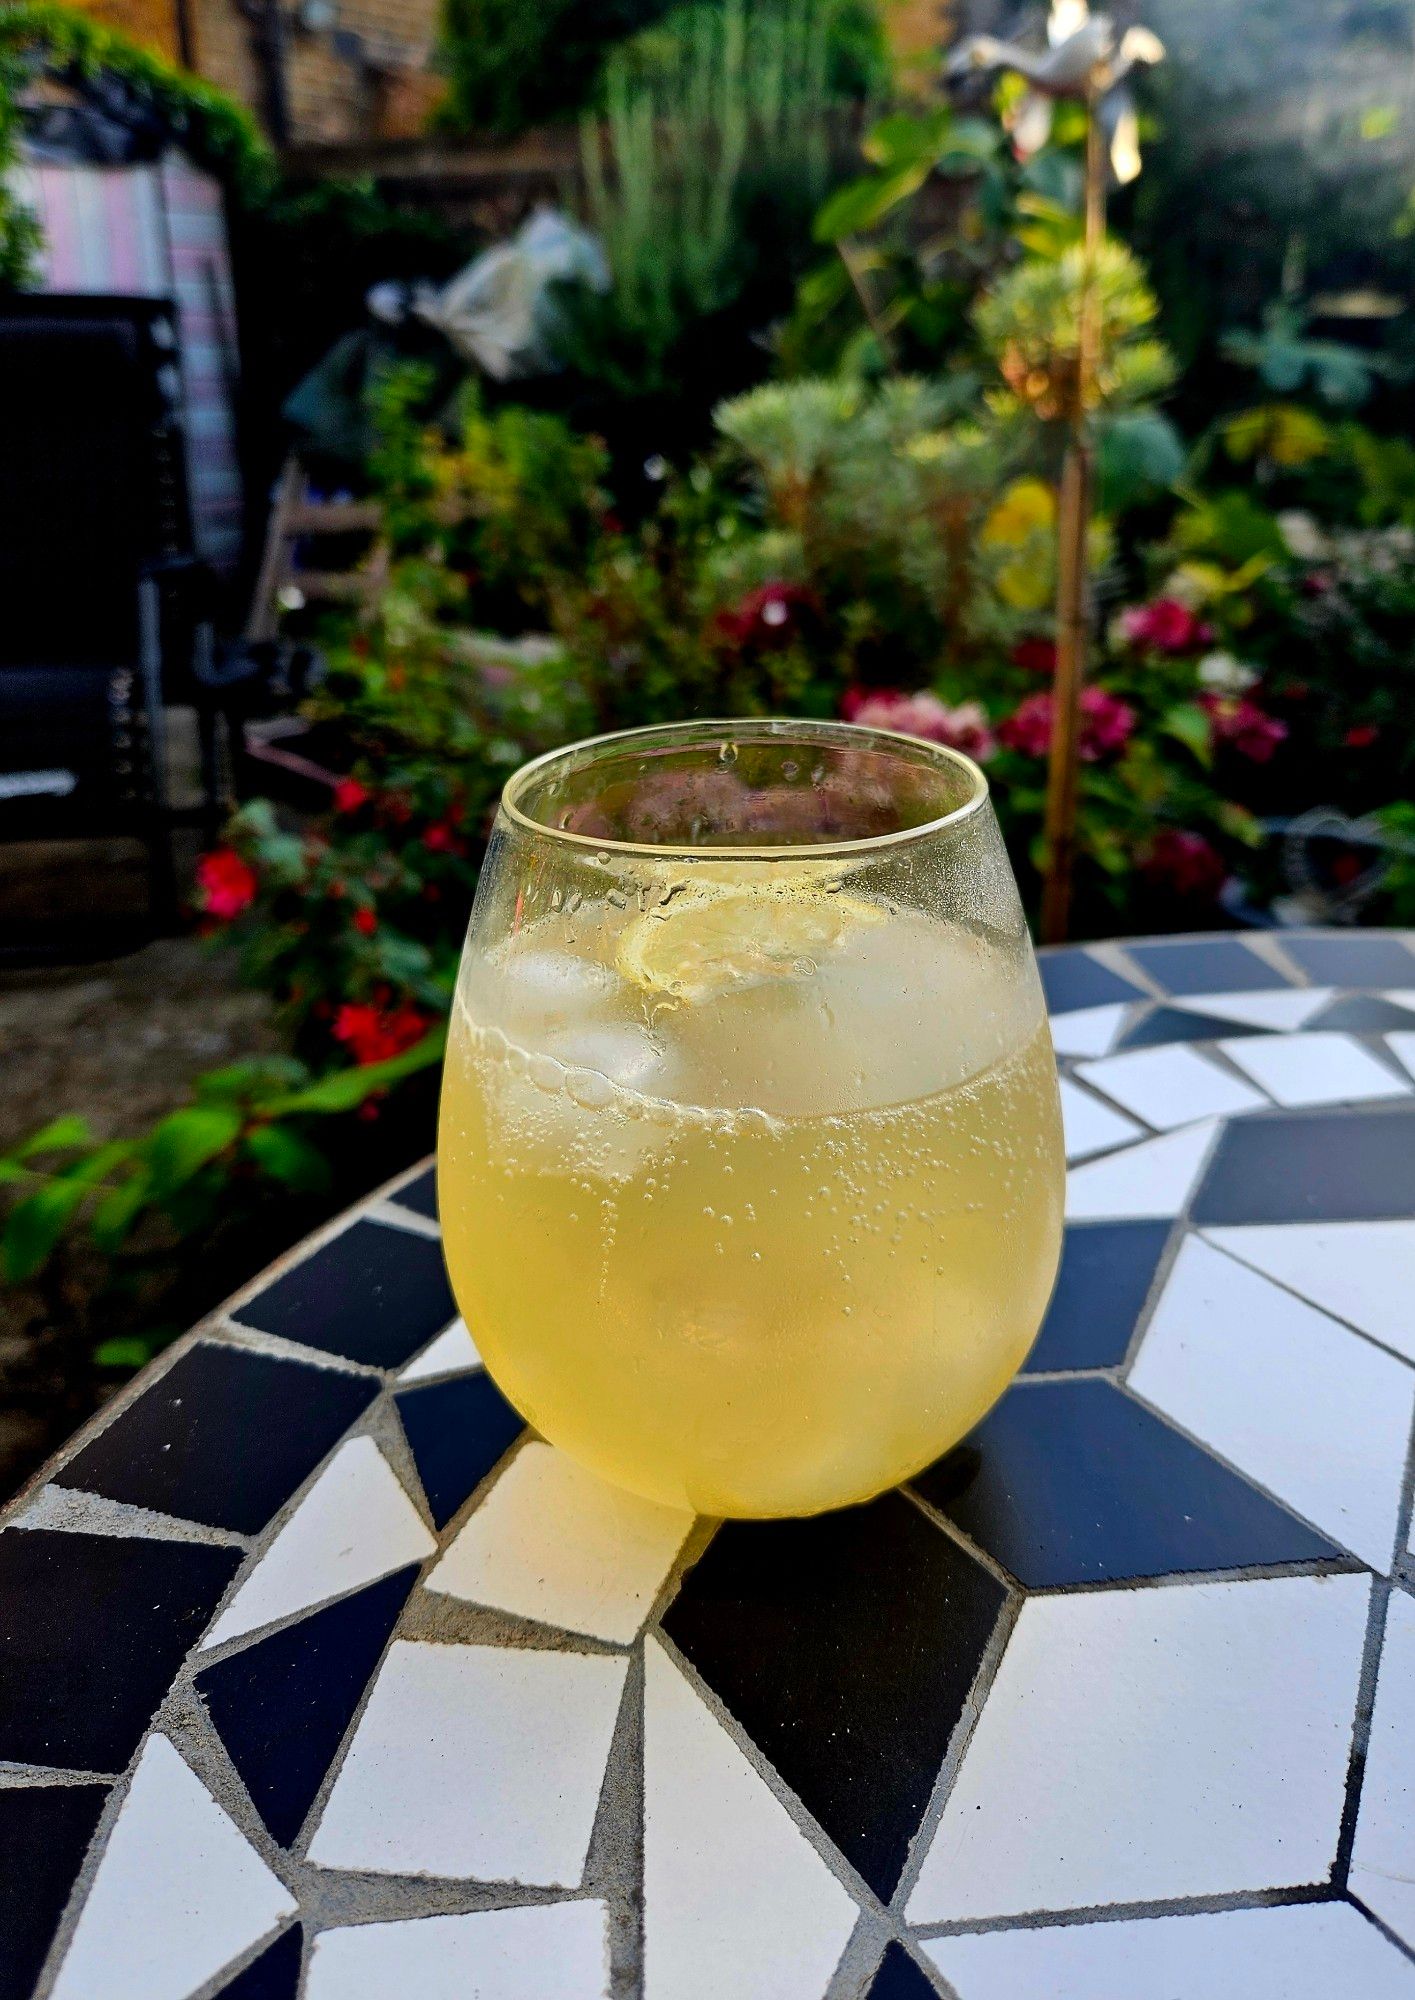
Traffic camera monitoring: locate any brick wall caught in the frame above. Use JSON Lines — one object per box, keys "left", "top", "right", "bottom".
{"left": 63, "top": 0, "right": 446, "bottom": 145}
{"left": 61, "top": 0, "right": 184, "bottom": 61}
{"left": 192, "top": 0, "right": 442, "bottom": 144}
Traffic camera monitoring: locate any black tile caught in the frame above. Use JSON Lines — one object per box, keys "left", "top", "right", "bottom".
{"left": 394, "top": 1374, "right": 523, "bottom": 1527}
{"left": 237, "top": 1219, "right": 455, "bottom": 1369}
{"left": 1117, "top": 1005, "right": 1265, "bottom": 1052}
{"left": 197, "top": 1569, "right": 416, "bottom": 1848}
{"left": 0, "top": 1782, "right": 109, "bottom": 2000}
{"left": 1023, "top": 1220, "right": 1171, "bottom": 1373}
{"left": 1306, "top": 995, "right": 1415, "bottom": 1034}
{"left": 213, "top": 1927, "right": 302, "bottom": 2000}
{"left": 867, "top": 1942, "right": 942, "bottom": 2000}
{"left": 1282, "top": 932, "right": 1415, "bottom": 987}
{"left": 1193, "top": 1107, "right": 1415, "bottom": 1225}
{"left": 389, "top": 1166, "right": 437, "bottom": 1221}
{"left": 1039, "top": 949, "right": 1147, "bottom": 1015}
{"left": 57, "top": 1344, "right": 376, "bottom": 1535}
{"left": 662, "top": 1492, "right": 1006, "bottom": 1900}
{"left": 915, "top": 1379, "right": 1339, "bottom": 1589}
{"left": 1123, "top": 936, "right": 1290, "bottom": 996}
{"left": 0, "top": 1530, "right": 239, "bottom": 1770}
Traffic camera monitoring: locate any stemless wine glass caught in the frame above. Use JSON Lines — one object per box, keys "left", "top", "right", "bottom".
{"left": 438, "top": 719, "right": 1064, "bottom": 1518}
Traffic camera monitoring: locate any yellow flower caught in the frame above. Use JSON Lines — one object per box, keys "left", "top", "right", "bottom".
{"left": 981, "top": 478, "right": 1057, "bottom": 549}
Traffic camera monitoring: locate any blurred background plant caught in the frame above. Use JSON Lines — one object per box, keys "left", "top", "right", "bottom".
{"left": 3, "top": 0, "right": 1415, "bottom": 1441}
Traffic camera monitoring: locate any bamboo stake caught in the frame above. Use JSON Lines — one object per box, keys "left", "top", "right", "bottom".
{"left": 1039, "top": 81, "right": 1106, "bottom": 944}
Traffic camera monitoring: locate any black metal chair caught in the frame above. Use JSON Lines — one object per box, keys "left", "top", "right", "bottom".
{"left": 0, "top": 295, "right": 208, "bottom": 941}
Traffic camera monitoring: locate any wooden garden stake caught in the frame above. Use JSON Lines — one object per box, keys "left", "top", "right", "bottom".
{"left": 1040, "top": 82, "right": 1106, "bottom": 943}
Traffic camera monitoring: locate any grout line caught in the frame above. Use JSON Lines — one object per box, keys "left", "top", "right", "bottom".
{"left": 1194, "top": 1228, "right": 1415, "bottom": 1375}
{"left": 1345, "top": 1889, "right": 1415, "bottom": 1970}
{"left": 913, "top": 1880, "right": 1340, "bottom": 1942}
{"left": 887, "top": 1588, "right": 1023, "bottom": 1924}
{"left": 364, "top": 1199, "right": 442, "bottom": 1242}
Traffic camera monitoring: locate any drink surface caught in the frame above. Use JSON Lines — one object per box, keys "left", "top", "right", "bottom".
{"left": 439, "top": 885, "right": 1064, "bottom": 1517}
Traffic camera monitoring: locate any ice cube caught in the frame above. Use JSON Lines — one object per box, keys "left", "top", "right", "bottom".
{"left": 464, "top": 947, "right": 622, "bottom": 1043}
{"left": 545, "top": 1023, "right": 672, "bottom": 1099}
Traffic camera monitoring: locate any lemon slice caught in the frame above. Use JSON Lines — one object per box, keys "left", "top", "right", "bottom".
{"left": 618, "top": 883, "right": 882, "bottom": 1004}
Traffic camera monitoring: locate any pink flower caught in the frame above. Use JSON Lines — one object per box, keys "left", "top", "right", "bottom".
{"left": 998, "top": 688, "right": 1136, "bottom": 763}
{"left": 1143, "top": 829, "right": 1227, "bottom": 900}
{"left": 715, "top": 582, "right": 817, "bottom": 649}
{"left": 1201, "top": 694, "right": 1288, "bottom": 765}
{"left": 333, "top": 1001, "right": 429, "bottom": 1066}
{"left": 1119, "top": 598, "right": 1214, "bottom": 656}
{"left": 195, "top": 848, "right": 258, "bottom": 920}
{"left": 849, "top": 691, "right": 997, "bottom": 762}
{"left": 333, "top": 778, "right": 371, "bottom": 815}
{"left": 1010, "top": 637, "right": 1057, "bottom": 676}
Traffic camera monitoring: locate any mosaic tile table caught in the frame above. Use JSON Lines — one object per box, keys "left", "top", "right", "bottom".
{"left": 4, "top": 928, "right": 1415, "bottom": 2000}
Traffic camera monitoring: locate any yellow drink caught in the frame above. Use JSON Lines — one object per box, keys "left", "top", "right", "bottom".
{"left": 439, "top": 892, "right": 1063, "bottom": 1517}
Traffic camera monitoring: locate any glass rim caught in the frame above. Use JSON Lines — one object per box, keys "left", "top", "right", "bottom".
{"left": 499, "top": 717, "right": 991, "bottom": 862}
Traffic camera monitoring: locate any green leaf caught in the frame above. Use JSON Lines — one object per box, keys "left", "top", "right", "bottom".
{"left": 1096, "top": 411, "right": 1186, "bottom": 514}
{"left": 142, "top": 1105, "right": 243, "bottom": 1200}
{"left": 813, "top": 163, "right": 929, "bottom": 243}
{"left": 861, "top": 109, "right": 954, "bottom": 172}
{"left": 1160, "top": 702, "right": 1214, "bottom": 768}
{"left": 197, "top": 1056, "right": 309, "bottom": 1103}
{"left": 90, "top": 1169, "right": 155, "bottom": 1253}
{"left": 12, "top": 1115, "right": 96, "bottom": 1159}
{"left": 265, "top": 1024, "right": 446, "bottom": 1117}
{"left": 93, "top": 1336, "right": 159, "bottom": 1370}
{"left": 243, "top": 1123, "right": 333, "bottom": 1194}
{"left": 3, "top": 1177, "right": 94, "bottom": 1282}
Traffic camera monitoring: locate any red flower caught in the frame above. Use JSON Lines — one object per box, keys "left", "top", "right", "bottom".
{"left": 849, "top": 691, "right": 997, "bottom": 762}
{"left": 333, "top": 778, "right": 370, "bottom": 815}
{"left": 1118, "top": 598, "right": 1214, "bottom": 656}
{"left": 715, "top": 582, "right": 817, "bottom": 650}
{"left": 195, "top": 848, "right": 258, "bottom": 921}
{"left": 422, "top": 820, "right": 468, "bottom": 857}
{"left": 1201, "top": 695, "right": 1288, "bottom": 765}
{"left": 1143, "top": 830, "right": 1227, "bottom": 901}
{"left": 998, "top": 688, "right": 1137, "bottom": 763}
{"left": 352, "top": 906, "right": 377, "bottom": 936}
{"left": 1011, "top": 637, "right": 1057, "bottom": 676}
{"left": 1345, "top": 724, "right": 1379, "bottom": 750}
{"left": 333, "top": 1001, "right": 429, "bottom": 1066}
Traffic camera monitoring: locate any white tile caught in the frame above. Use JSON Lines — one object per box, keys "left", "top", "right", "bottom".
{"left": 1131, "top": 1237, "right": 1413, "bottom": 1569}
{"left": 1351, "top": 1588, "right": 1415, "bottom": 1947}
{"left": 1387, "top": 1031, "right": 1415, "bottom": 1082}
{"left": 1058, "top": 1078, "right": 1145, "bottom": 1162}
{"left": 397, "top": 1316, "right": 482, "bottom": 1383}
{"left": 905, "top": 1570, "right": 1369, "bottom": 1923}
{"left": 1382, "top": 989, "right": 1415, "bottom": 1016}
{"left": 307, "top": 1640, "right": 628, "bottom": 1886}
{"left": 927, "top": 1902, "right": 1415, "bottom": 2000}
{"left": 1219, "top": 1032, "right": 1409, "bottom": 1108}
{"left": 307, "top": 1902, "right": 610, "bottom": 2000}
{"left": 643, "top": 1640, "right": 857, "bottom": 2000}
{"left": 49, "top": 1735, "right": 295, "bottom": 2000}
{"left": 1183, "top": 988, "right": 1333, "bottom": 1032}
{"left": 1065, "top": 1119, "right": 1220, "bottom": 1221}
{"left": 426, "top": 1444, "right": 693, "bottom": 1645}
{"left": 1204, "top": 1221, "right": 1415, "bottom": 1363}
{"left": 1049, "top": 1003, "right": 1128, "bottom": 1058}
{"left": 201, "top": 1438, "right": 435, "bottom": 1650}
{"left": 1078, "top": 1046, "right": 1268, "bottom": 1131}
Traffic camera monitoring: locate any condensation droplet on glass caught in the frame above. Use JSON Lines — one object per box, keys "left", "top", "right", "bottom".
{"left": 718, "top": 741, "right": 738, "bottom": 766}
